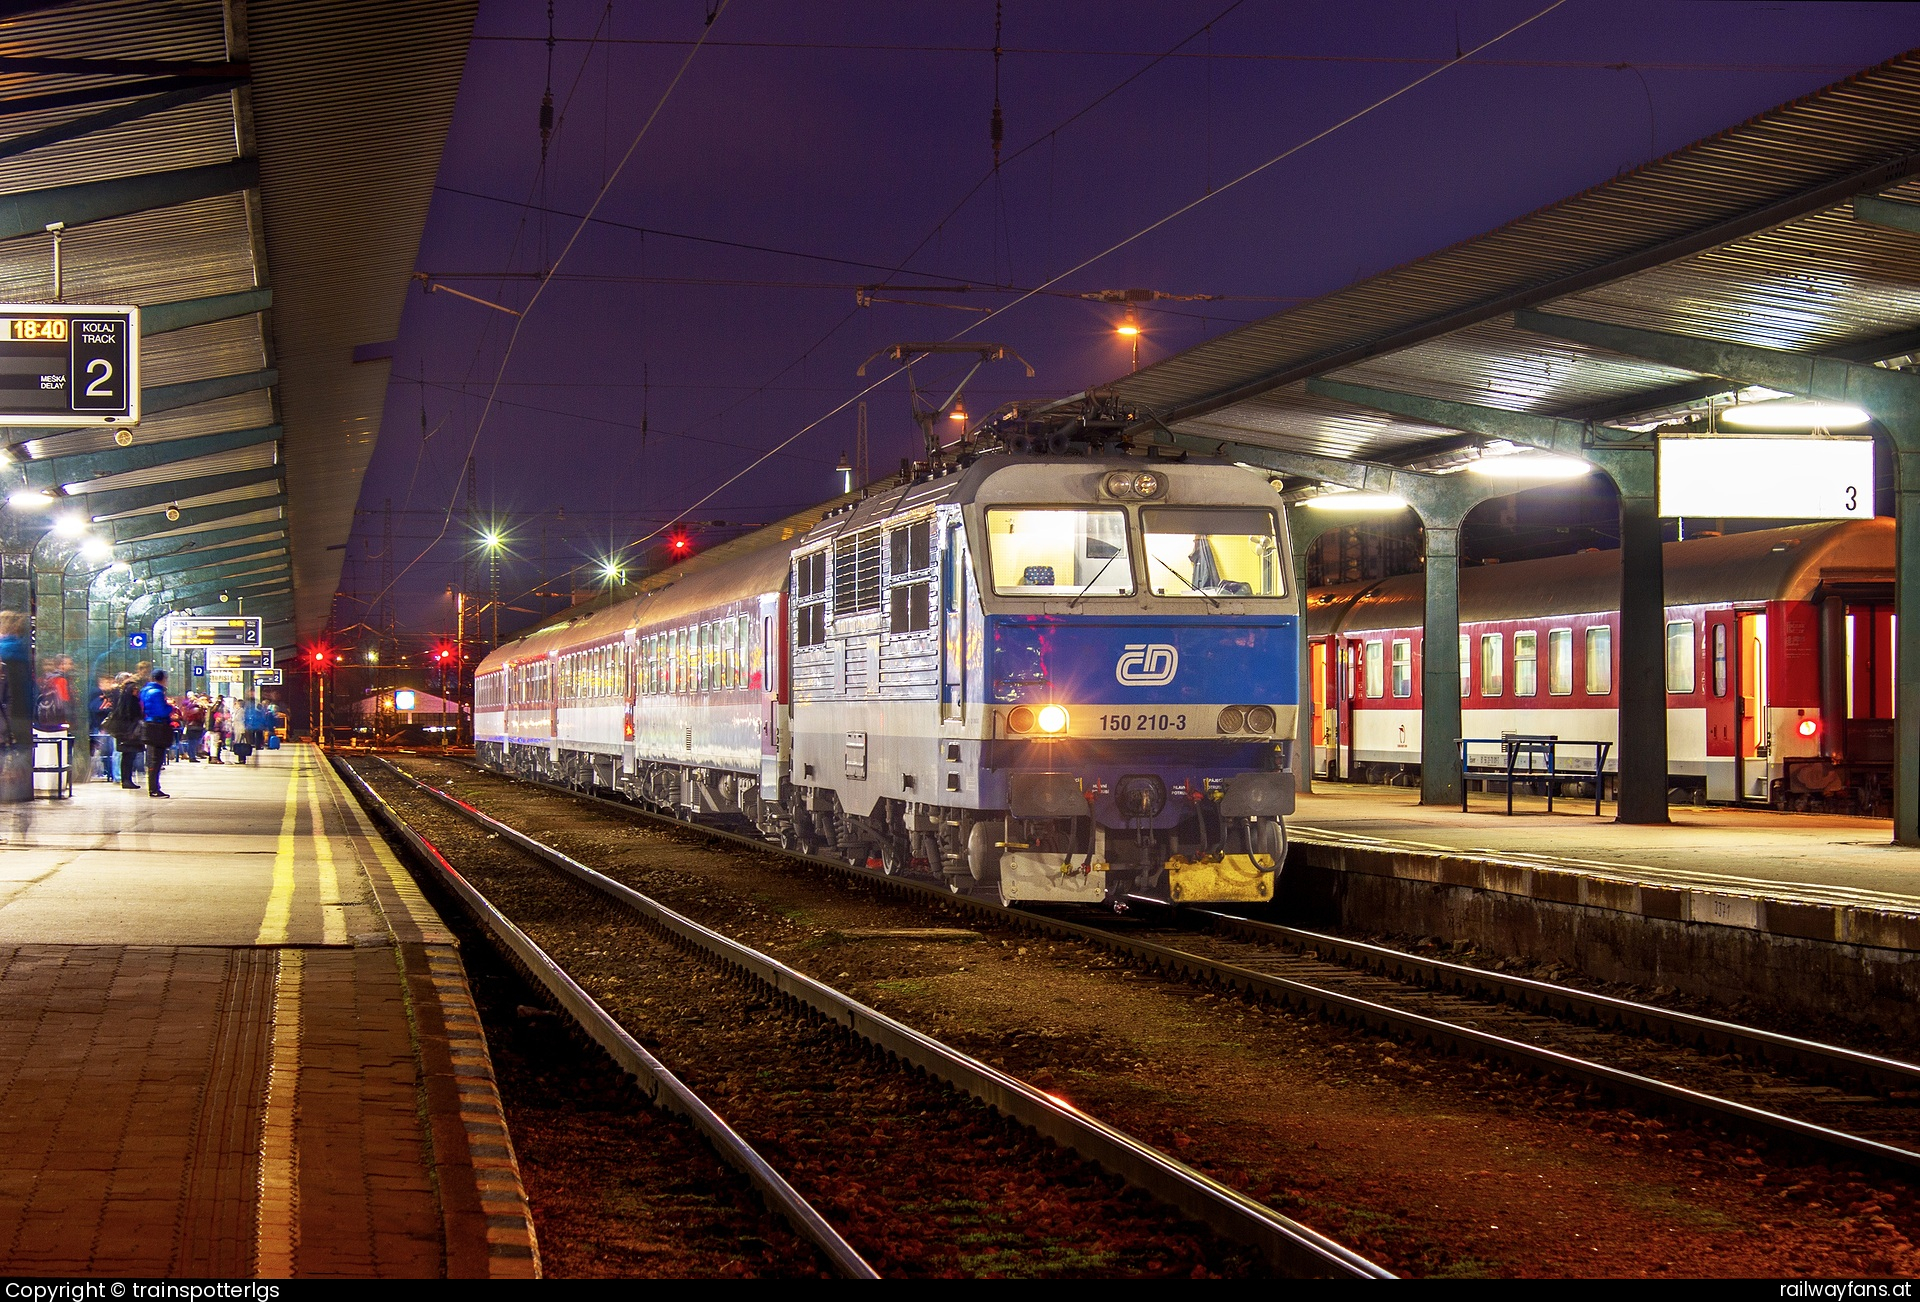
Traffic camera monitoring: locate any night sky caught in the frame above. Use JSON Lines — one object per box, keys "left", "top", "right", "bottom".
{"left": 335, "top": 1, "right": 1920, "bottom": 650}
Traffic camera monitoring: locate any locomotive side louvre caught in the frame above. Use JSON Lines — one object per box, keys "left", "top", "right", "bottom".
{"left": 1305, "top": 518, "right": 1894, "bottom": 810}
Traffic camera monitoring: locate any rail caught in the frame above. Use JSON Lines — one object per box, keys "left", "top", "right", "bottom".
{"left": 415, "top": 753, "right": 1920, "bottom": 1176}
{"left": 346, "top": 752, "right": 1391, "bottom": 1280}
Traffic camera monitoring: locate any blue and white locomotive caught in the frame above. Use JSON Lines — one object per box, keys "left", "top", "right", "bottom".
{"left": 473, "top": 452, "right": 1300, "bottom": 906}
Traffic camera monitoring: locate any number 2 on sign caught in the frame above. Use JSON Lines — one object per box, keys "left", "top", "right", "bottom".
{"left": 84, "top": 358, "right": 113, "bottom": 398}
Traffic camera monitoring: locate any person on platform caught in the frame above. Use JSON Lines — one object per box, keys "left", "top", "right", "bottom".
{"left": 90, "top": 675, "right": 114, "bottom": 780}
{"left": 242, "top": 698, "right": 269, "bottom": 765}
{"left": 0, "top": 611, "right": 33, "bottom": 820}
{"left": 181, "top": 693, "right": 206, "bottom": 762}
{"left": 110, "top": 673, "right": 143, "bottom": 788}
{"left": 209, "top": 696, "right": 230, "bottom": 764}
{"left": 139, "top": 669, "right": 174, "bottom": 798}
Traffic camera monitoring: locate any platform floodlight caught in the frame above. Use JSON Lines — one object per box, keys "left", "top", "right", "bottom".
{"left": 82, "top": 536, "right": 111, "bottom": 561}
{"left": 1721, "top": 399, "right": 1872, "bottom": 430}
{"left": 1468, "top": 452, "right": 1592, "bottom": 480}
{"left": 52, "top": 512, "right": 86, "bottom": 536}
{"left": 1301, "top": 489, "right": 1410, "bottom": 512}
{"left": 7, "top": 488, "right": 51, "bottom": 509}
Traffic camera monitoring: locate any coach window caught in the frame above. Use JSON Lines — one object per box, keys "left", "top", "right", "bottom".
{"left": 1547, "top": 628, "right": 1573, "bottom": 695}
{"left": 1585, "top": 625, "right": 1613, "bottom": 695}
{"left": 1513, "top": 631, "right": 1538, "bottom": 697}
{"left": 1390, "top": 638, "right": 1412, "bottom": 698}
{"left": 1363, "top": 640, "right": 1384, "bottom": 698}
{"left": 1666, "top": 620, "right": 1696, "bottom": 694}
{"left": 1480, "top": 633, "right": 1504, "bottom": 697}
{"left": 1712, "top": 623, "right": 1729, "bottom": 697}
{"left": 1459, "top": 634, "right": 1471, "bottom": 698}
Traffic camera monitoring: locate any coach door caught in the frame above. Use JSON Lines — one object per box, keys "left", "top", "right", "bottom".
{"left": 1310, "top": 640, "right": 1329, "bottom": 777}
{"left": 1735, "top": 610, "right": 1768, "bottom": 801}
{"left": 941, "top": 522, "right": 969, "bottom": 724}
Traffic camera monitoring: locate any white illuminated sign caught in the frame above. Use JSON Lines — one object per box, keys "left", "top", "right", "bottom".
{"left": 394, "top": 690, "right": 417, "bottom": 711}
{"left": 1658, "top": 436, "right": 1874, "bottom": 519}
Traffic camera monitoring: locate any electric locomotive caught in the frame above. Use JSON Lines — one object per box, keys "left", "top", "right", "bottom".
{"left": 474, "top": 451, "right": 1301, "bottom": 906}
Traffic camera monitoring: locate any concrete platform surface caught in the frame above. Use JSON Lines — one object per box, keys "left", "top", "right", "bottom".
{"left": 0, "top": 744, "right": 537, "bottom": 1278}
{"left": 1291, "top": 785, "right": 1920, "bottom": 914}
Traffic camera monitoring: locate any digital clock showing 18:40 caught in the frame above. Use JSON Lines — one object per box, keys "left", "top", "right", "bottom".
{"left": 4, "top": 318, "right": 67, "bottom": 342}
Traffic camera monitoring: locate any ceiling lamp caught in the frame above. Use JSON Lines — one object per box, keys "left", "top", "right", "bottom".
{"left": 82, "top": 537, "right": 112, "bottom": 561}
{"left": 1467, "top": 452, "right": 1592, "bottom": 479}
{"left": 52, "top": 513, "right": 86, "bottom": 536}
{"left": 7, "top": 489, "right": 51, "bottom": 509}
{"left": 1301, "top": 490, "right": 1410, "bottom": 512}
{"left": 1721, "top": 399, "right": 1871, "bottom": 430}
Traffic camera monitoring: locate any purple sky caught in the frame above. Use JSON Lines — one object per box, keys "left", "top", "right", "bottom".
{"left": 335, "top": 1, "right": 1920, "bottom": 646}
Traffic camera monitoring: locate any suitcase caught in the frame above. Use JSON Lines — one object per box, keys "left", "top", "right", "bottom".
{"left": 266, "top": 734, "right": 280, "bottom": 750}
{"left": 231, "top": 741, "right": 251, "bottom": 761}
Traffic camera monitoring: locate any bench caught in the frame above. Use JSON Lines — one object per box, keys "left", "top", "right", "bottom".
{"left": 1458, "top": 734, "right": 1611, "bottom": 815}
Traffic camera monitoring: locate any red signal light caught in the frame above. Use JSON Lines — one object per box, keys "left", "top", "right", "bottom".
{"left": 669, "top": 532, "right": 691, "bottom": 555}
{"left": 1797, "top": 718, "right": 1819, "bottom": 738}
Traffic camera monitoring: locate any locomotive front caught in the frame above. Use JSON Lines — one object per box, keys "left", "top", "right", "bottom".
{"left": 962, "top": 456, "right": 1300, "bottom": 905}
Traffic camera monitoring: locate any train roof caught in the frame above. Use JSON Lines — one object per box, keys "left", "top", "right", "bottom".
{"left": 1306, "top": 518, "right": 1892, "bottom": 638}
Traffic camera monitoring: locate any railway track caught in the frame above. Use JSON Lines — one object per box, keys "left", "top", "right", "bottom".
{"left": 336, "top": 752, "right": 1388, "bottom": 1280}
{"left": 398, "top": 750, "right": 1920, "bottom": 1178}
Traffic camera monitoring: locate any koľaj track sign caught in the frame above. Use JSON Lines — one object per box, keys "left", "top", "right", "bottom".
{"left": 0, "top": 304, "right": 139, "bottom": 426}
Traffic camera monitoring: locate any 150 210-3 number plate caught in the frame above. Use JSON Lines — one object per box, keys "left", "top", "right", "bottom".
{"left": 1098, "top": 712, "right": 1189, "bottom": 734}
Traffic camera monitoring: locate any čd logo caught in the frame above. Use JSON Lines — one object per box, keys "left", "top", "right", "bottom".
{"left": 1115, "top": 643, "right": 1178, "bottom": 686}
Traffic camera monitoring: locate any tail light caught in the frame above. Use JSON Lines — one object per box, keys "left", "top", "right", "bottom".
{"left": 1796, "top": 718, "right": 1818, "bottom": 738}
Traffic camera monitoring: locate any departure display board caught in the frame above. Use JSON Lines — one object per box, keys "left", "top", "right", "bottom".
{"left": 164, "top": 616, "right": 262, "bottom": 649}
{"left": 205, "top": 646, "right": 273, "bottom": 670}
{"left": 1659, "top": 435, "right": 1875, "bottom": 519}
{"left": 0, "top": 304, "right": 139, "bottom": 426}
{"left": 254, "top": 669, "right": 283, "bottom": 686}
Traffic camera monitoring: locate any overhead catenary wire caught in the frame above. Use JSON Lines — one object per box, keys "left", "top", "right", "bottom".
{"left": 364, "top": 0, "right": 735, "bottom": 619}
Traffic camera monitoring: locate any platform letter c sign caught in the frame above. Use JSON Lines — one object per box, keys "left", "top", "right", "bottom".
{"left": 1116, "top": 642, "right": 1178, "bottom": 686}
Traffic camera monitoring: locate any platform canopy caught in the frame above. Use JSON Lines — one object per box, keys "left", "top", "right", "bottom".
{"left": 0, "top": 0, "right": 476, "bottom": 651}
{"left": 1098, "top": 51, "right": 1920, "bottom": 464}
{"left": 1056, "top": 51, "right": 1920, "bottom": 841}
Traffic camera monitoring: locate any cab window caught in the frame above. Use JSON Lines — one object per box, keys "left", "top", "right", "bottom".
{"left": 1141, "top": 506, "right": 1283, "bottom": 598}
{"left": 985, "top": 508, "right": 1133, "bottom": 596}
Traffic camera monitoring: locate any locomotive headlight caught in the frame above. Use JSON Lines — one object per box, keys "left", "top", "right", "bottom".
{"left": 1008, "top": 705, "right": 1036, "bottom": 733}
{"left": 1797, "top": 718, "right": 1819, "bottom": 738}
{"left": 1101, "top": 469, "right": 1168, "bottom": 501}
{"left": 1217, "top": 705, "right": 1246, "bottom": 733}
{"left": 1036, "top": 704, "right": 1070, "bottom": 734}
{"left": 1244, "top": 705, "right": 1276, "bottom": 733}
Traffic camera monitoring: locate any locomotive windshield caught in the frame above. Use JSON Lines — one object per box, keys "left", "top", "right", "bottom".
{"left": 985, "top": 507, "right": 1134, "bottom": 596}
{"left": 1141, "top": 506, "right": 1284, "bottom": 598}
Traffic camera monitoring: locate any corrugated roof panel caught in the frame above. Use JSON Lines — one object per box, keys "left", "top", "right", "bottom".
{"left": 19, "top": 390, "right": 275, "bottom": 459}
{"left": 62, "top": 442, "right": 275, "bottom": 494}
{"left": 138, "top": 315, "right": 269, "bottom": 389}
{"left": 91, "top": 478, "right": 281, "bottom": 521}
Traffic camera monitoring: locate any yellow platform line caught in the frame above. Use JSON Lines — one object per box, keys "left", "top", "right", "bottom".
{"left": 304, "top": 766, "right": 346, "bottom": 946}
{"left": 255, "top": 948, "right": 303, "bottom": 1277}
{"left": 255, "top": 752, "right": 303, "bottom": 946}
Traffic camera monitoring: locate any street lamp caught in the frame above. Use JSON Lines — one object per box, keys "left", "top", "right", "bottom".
{"left": 1116, "top": 315, "right": 1141, "bottom": 372}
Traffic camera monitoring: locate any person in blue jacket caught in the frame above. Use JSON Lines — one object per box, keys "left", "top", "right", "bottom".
{"left": 139, "top": 669, "right": 174, "bottom": 798}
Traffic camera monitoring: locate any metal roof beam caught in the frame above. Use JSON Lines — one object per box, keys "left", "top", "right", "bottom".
{"left": 28, "top": 424, "right": 279, "bottom": 491}
{"left": 188, "top": 594, "right": 290, "bottom": 617}
{"left": 0, "top": 158, "right": 256, "bottom": 242}
{"left": 144, "top": 367, "right": 276, "bottom": 417}
{"left": 0, "top": 81, "right": 245, "bottom": 165}
{"left": 157, "top": 557, "right": 290, "bottom": 591}
{"left": 1513, "top": 310, "right": 1920, "bottom": 433}
{"left": 0, "top": 74, "right": 245, "bottom": 120}
{"left": 139, "top": 542, "right": 288, "bottom": 578}
{"left": 76, "top": 465, "right": 280, "bottom": 519}
{"left": 141, "top": 288, "right": 272, "bottom": 337}
{"left": 105, "top": 494, "right": 285, "bottom": 542}
{"left": 163, "top": 574, "right": 287, "bottom": 605}
{"left": 116, "top": 523, "right": 284, "bottom": 564}
{"left": 1854, "top": 194, "right": 1920, "bottom": 237}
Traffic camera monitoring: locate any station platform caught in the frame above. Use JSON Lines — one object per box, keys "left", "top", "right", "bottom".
{"left": 1290, "top": 783, "right": 1920, "bottom": 949}
{"left": 0, "top": 744, "right": 537, "bottom": 1278}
